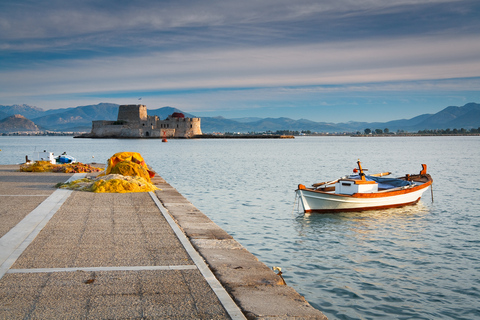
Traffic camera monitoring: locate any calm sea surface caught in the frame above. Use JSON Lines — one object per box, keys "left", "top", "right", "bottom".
{"left": 1, "top": 135, "right": 479, "bottom": 319}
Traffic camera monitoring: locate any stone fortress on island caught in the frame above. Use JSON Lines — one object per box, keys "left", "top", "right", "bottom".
{"left": 83, "top": 104, "right": 202, "bottom": 138}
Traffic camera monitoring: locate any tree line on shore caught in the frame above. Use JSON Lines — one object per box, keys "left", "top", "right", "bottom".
{"left": 225, "top": 127, "right": 480, "bottom": 136}
{"left": 362, "top": 127, "right": 480, "bottom": 135}
{"left": 414, "top": 128, "right": 480, "bottom": 135}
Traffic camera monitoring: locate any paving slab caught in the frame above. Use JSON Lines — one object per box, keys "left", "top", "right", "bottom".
{"left": 0, "top": 165, "right": 69, "bottom": 238}
{"left": 10, "top": 192, "right": 193, "bottom": 269}
{"left": 0, "top": 196, "right": 47, "bottom": 238}
{"left": 1, "top": 269, "right": 228, "bottom": 319}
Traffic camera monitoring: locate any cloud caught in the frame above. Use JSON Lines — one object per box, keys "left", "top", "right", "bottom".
{"left": 2, "top": 0, "right": 479, "bottom": 67}
{"left": 1, "top": 33, "right": 479, "bottom": 98}
{"left": 1, "top": 0, "right": 477, "bottom": 44}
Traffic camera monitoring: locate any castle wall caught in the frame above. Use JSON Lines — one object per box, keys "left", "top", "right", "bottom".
{"left": 156, "top": 128, "right": 176, "bottom": 138}
{"left": 159, "top": 117, "right": 202, "bottom": 138}
{"left": 92, "top": 120, "right": 115, "bottom": 130}
{"left": 91, "top": 121, "right": 123, "bottom": 136}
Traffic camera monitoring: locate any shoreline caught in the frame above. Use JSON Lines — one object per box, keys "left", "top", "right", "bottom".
{"left": 73, "top": 134, "right": 295, "bottom": 139}
{"left": 2, "top": 132, "right": 479, "bottom": 137}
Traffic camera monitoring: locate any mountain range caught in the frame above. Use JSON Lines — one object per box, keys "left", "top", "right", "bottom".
{"left": 0, "top": 102, "right": 479, "bottom": 133}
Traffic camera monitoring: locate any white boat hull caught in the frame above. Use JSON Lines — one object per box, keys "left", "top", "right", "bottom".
{"left": 297, "top": 184, "right": 431, "bottom": 213}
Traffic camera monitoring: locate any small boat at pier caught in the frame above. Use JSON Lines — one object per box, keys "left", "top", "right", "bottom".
{"left": 296, "top": 160, "right": 433, "bottom": 213}
{"left": 29, "top": 150, "right": 56, "bottom": 164}
{"left": 55, "top": 152, "right": 77, "bottom": 164}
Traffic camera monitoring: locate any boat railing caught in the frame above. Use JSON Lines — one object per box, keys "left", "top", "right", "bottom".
{"left": 376, "top": 184, "right": 416, "bottom": 193}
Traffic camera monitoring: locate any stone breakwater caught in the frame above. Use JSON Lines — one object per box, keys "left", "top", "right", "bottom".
{"left": 0, "top": 165, "right": 326, "bottom": 319}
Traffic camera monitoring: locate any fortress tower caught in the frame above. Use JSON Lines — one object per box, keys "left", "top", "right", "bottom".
{"left": 117, "top": 104, "right": 148, "bottom": 123}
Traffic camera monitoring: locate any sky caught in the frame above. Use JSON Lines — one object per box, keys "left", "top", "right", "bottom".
{"left": 1, "top": 0, "right": 480, "bottom": 123}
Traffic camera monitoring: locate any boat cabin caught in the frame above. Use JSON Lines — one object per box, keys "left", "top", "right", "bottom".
{"left": 335, "top": 179, "right": 378, "bottom": 195}
{"left": 31, "top": 151, "right": 55, "bottom": 164}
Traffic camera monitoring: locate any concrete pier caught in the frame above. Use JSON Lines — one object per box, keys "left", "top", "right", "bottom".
{"left": 0, "top": 165, "right": 327, "bottom": 319}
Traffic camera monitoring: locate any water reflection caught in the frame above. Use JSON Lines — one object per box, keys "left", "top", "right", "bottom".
{"left": 295, "top": 202, "right": 431, "bottom": 237}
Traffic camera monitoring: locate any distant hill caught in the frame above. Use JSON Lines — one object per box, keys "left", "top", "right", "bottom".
{"left": 328, "top": 102, "right": 480, "bottom": 132}
{"left": 0, "top": 104, "right": 45, "bottom": 119}
{"left": 0, "top": 102, "right": 478, "bottom": 133}
{"left": 0, "top": 114, "right": 40, "bottom": 132}
{"left": 200, "top": 116, "right": 253, "bottom": 133}
{"left": 0, "top": 110, "right": 8, "bottom": 120}
{"left": 247, "top": 117, "right": 342, "bottom": 132}
{"left": 230, "top": 117, "right": 264, "bottom": 123}
{"left": 200, "top": 116, "right": 344, "bottom": 133}
{"left": 31, "top": 103, "right": 120, "bottom": 131}
{"left": 147, "top": 107, "right": 195, "bottom": 119}
{"left": 410, "top": 102, "right": 480, "bottom": 130}
{"left": 206, "top": 102, "right": 480, "bottom": 133}
{"left": 447, "top": 108, "right": 480, "bottom": 128}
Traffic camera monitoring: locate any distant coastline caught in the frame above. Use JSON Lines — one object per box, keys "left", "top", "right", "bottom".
{"left": 351, "top": 133, "right": 480, "bottom": 137}
{"left": 2, "top": 131, "right": 479, "bottom": 138}
{"left": 1, "top": 132, "right": 81, "bottom": 136}
{"left": 192, "top": 134, "right": 294, "bottom": 139}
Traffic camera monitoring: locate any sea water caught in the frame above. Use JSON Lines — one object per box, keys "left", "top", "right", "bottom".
{"left": 1, "top": 135, "right": 479, "bottom": 319}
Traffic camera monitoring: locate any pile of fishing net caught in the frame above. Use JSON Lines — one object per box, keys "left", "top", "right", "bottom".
{"left": 20, "top": 161, "right": 103, "bottom": 173}
{"left": 58, "top": 174, "right": 158, "bottom": 193}
{"left": 58, "top": 152, "right": 159, "bottom": 193}
{"left": 102, "top": 151, "right": 155, "bottom": 182}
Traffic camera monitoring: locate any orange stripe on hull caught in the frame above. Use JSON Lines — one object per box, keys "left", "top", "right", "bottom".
{"left": 351, "top": 181, "right": 431, "bottom": 198}
{"left": 304, "top": 198, "right": 421, "bottom": 213}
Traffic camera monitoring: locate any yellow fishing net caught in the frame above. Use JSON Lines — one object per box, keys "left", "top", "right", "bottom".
{"left": 58, "top": 174, "right": 159, "bottom": 193}
{"left": 109, "top": 160, "right": 151, "bottom": 182}
{"left": 90, "top": 175, "right": 157, "bottom": 193}
{"left": 20, "top": 161, "right": 103, "bottom": 173}
{"left": 101, "top": 152, "right": 155, "bottom": 182}
{"left": 57, "top": 152, "right": 159, "bottom": 193}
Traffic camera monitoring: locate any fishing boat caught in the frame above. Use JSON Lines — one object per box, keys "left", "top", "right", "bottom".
{"left": 296, "top": 160, "right": 433, "bottom": 213}
{"left": 29, "top": 150, "right": 56, "bottom": 164}
{"left": 55, "top": 153, "right": 77, "bottom": 164}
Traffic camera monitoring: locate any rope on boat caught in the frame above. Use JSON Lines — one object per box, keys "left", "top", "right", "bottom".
{"left": 431, "top": 182, "right": 434, "bottom": 203}
{"left": 291, "top": 192, "right": 299, "bottom": 216}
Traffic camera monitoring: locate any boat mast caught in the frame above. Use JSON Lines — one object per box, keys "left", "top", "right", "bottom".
{"left": 357, "top": 159, "right": 366, "bottom": 181}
